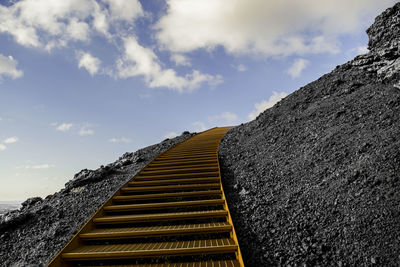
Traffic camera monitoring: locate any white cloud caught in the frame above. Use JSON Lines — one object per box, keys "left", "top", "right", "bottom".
{"left": 0, "top": 0, "right": 145, "bottom": 50}
{"left": 0, "top": 0, "right": 102, "bottom": 48}
{"left": 0, "top": 4, "right": 40, "bottom": 47}
{"left": 67, "top": 18, "right": 90, "bottom": 41}
{"left": 109, "top": 137, "right": 131, "bottom": 143}
{"left": 170, "top": 54, "right": 191, "bottom": 66}
{"left": 103, "top": 0, "right": 144, "bottom": 22}
{"left": 56, "top": 123, "right": 73, "bottom": 132}
{"left": 0, "top": 54, "right": 23, "bottom": 79}
{"left": 0, "top": 136, "right": 19, "bottom": 151}
{"left": 3, "top": 136, "right": 18, "bottom": 144}
{"left": 355, "top": 46, "right": 369, "bottom": 54}
{"left": 192, "top": 121, "right": 207, "bottom": 132}
{"left": 77, "top": 51, "right": 101, "bottom": 76}
{"left": 287, "top": 58, "right": 309, "bottom": 78}
{"left": 163, "top": 132, "right": 178, "bottom": 139}
{"left": 235, "top": 64, "right": 247, "bottom": 72}
{"left": 1, "top": 0, "right": 390, "bottom": 94}
{"left": 209, "top": 112, "right": 238, "bottom": 124}
{"left": 191, "top": 111, "right": 239, "bottom": 133}
{"left": 92, "top": 6, "right": 110, "bottom": 37}
{"left": 0, "top": 0, "right": 225, "bottom": 92}
{"left": 25, "top": 164, "right": 54, "bottom": 169}
{"left": 156, "top": 0, "right": 396, "bottom": 57}
{"left": 79, "top": 125, "right": 94, "bottom": 136}
{"left": 117, "top": 36, "right": 223, "bottom": 92}
{"left": 53, "top": 122, "right": 94, "bottom": 135}
{"left": 248, "top": 91, "right": 288, "bottom": 120}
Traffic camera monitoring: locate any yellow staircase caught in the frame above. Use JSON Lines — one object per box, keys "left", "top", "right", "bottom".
{"left": 48, "top": 127, "right": 244, "bottom": 267}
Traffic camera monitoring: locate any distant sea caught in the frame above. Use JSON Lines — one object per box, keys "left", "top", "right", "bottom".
{"left": 0, "top": 201, "right": 22, "bottom": 216}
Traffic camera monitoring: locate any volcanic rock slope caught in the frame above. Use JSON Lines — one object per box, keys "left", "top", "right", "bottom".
{"left": 219, "top": 3, "right": 400, "bottom": 267}
{"left": 0, "top": 133, "right": 193, "bottom": 266}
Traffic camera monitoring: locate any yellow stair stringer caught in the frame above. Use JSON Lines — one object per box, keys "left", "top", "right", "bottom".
{"left": 216, "top": 128, "right": 245, "bottom": 267}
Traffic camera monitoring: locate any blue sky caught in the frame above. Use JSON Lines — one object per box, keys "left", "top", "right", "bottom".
{"left": 0, "top": 0, "right": 397, "bottom": 201}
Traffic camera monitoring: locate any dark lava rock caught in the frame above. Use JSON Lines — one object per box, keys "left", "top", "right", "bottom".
{"left": 219, "top": 3, "right": 400, "bottom": 267}
{"left": 0, "top": 132, "right": 193, "bottom": 266}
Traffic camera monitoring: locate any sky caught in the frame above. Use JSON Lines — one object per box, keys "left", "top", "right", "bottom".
{"left": 0, "top": 0, "right": 397, "bottom": 201}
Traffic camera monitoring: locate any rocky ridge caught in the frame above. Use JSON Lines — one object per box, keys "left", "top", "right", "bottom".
{"left": 219, "top": 3, "right": 400, "bottom": 266}
{"left": 0, "top": 132, "right": 193, "bottom": 266}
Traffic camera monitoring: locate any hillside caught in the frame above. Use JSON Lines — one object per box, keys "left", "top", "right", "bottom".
{"left": 219, "top": 3, "right": 400, "bottom": 266}
{"left": 1, "top": 3, "right": 400, "bottom": 266}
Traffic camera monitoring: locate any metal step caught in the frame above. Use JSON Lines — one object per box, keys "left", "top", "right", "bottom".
{"left": 104, "top": 199, "right": 225, "bottom": 212}
{"left": 153, "top": 154, "right": 216, "bottom": 162}
{"left": 62, "top": 238, "right": 238, "bottom": 261}
{"left": 139, "top": 166, "right": 219, "bottom": 176}
{"left": 98, "top": 259, "right": 240, "bottom": 267}
{"left": 120, "top": 183, "right": 221, "bottom": 193}
{"left": 113, "top": 190, "right": 222, "bottom": 202}
{"left": 134, "top": 171, "right": 220, "bottom": 180}
{"left": 79, "top": 222, "right": 232, "bottom": 240}
{"left": 93, "top": 210, "right": 228, "bottom": 225}
{"left": 150, "top": 158, "right": 218, "bottom": 166}
{"left": 128, "top": 177, "right": 220, "bottom": 187}
{"left": 163, "top": 148, "right": 217, "bottom": 154}
{"left": 145, "top": 160, "right": 218, "bottom": 169}
{"left": 161, "top": 151, "right": 217, "bottom": 157}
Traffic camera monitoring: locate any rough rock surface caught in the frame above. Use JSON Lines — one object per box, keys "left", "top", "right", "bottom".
{"left": 0, "top": 132, "right": 193, "bottom": 266}
{"left": 219, "top": 3, "right": 400, "bottom": 267}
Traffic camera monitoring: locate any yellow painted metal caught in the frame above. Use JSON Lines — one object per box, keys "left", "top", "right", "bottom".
{"left": 112, "top": 190, "right": 223, "bottom": 202}
{"left": 79, "top": 222, "right": 232, "bottom": 240}
{"left": 61, "top": 238, "right": 238, "bottom": 260}
{"left": 97, "top": 260, "right": 241, "bottom": 267}
{"left": 215, "top": 128, "right": 246, "bottom": 267}
{"left": 47, "top": 127, "right": 244, "bottom": 267}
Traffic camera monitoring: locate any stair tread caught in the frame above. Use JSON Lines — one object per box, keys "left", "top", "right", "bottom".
{"left": 93, "top": 210, "right": 228, "bottom": 224}
{"left": 62, "top": 238, "right": 237, "bottom": 260}
{"left": 113, "top": 190, "right": 222, "bottom": 201}
{"left": 161, "top": 153, "right": 217, "bottom": 158}
{"left": 121, "top": 183, "right": 220, "bottom": 192}
{"left": 135, "top": 171, "right": 220, "bottom": 180}
{"left": 154, "top": 155, "right": 216, "bottom": 161}
{"left": 139, "top": 166, "right": 219, "bottom": 175}
{"left": 148, "top": 160, "right": 217, "bottom": 167}
{"left": 99, "top": 259, "right": 240, "bottom": 267}
{"left": 128, "top": 177, "right": 220, "bottom": 186}
{"left": 146, "top": 163, "right": 218, "bottom": 170}
{"left": 104, "top": 199, "right": 225, "bottom": 212}
{"left": 164, "top": 149, "right": 217, "bottom": 153}
{"left": 157, "top": 155, "right": 216, "bottom": 160}
{"left": 164, "top": 151, "right": 217, "bottom": 156}
{"left": 80, "top": 222, "right": 232, "bottom": 239}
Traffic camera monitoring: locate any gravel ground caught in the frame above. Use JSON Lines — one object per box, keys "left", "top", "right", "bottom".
{"left": 0, "top": 132, "right": 193, "bottom": 266}
{"left": 219, "top": 3, "right": 400, "bottom": 266}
